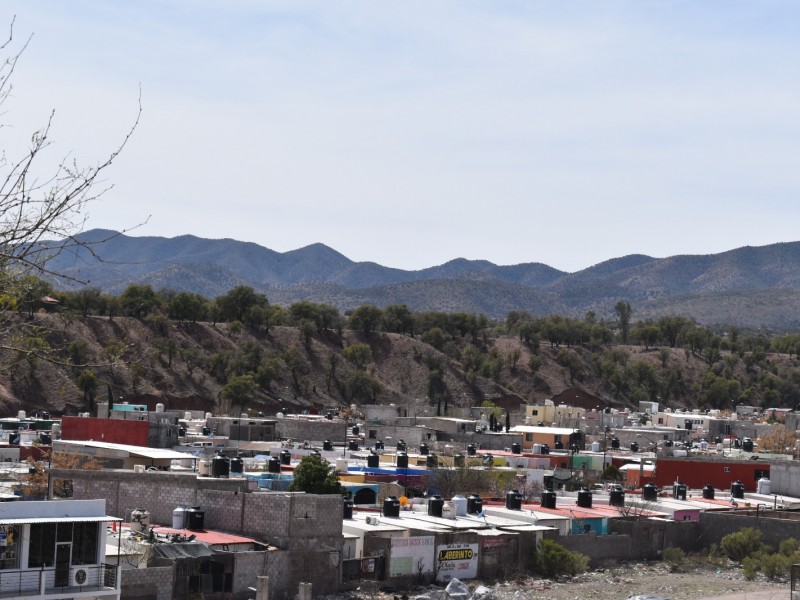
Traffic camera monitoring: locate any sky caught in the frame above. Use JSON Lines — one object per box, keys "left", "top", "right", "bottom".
{"left": 3, "top": 1, "right": 800, "bottom": 273}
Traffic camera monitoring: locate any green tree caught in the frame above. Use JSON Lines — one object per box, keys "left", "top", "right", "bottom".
{"left": 289, "top": 454, "right": 344, "bottom": 495}
{"left": 220, "top": 374, "right": 257, "bottom": 415}
{"left": 615, "top": 300, "right": 632, "bottom": 343}
{"left": 119, "top": 284, "right": 161, "bottom": 318}
{"left": 383, "top": 304, "right": 415, "bottom": 335}
{"left": 216, "top": 286, "right": 268, "bottom": 322}
{"left": 169, "top": 292, "right": 207, "bottom": 322}
{"left": 348, "top": 305, "right": 383, "bottom": 335}
{"left": 343, "top": 343, "right": 373, "bottom": 369}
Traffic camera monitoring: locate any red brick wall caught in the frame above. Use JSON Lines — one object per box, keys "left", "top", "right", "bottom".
{"left": 653, "top": 458, "right": 769, "bottom": 491}
{"left": 61, "top": 416, "right": 149, "bottom": 446}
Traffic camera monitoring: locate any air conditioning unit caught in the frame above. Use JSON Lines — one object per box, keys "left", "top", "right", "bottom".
{"left": 72, "top": 567, "right": 89, "bottom": 587}
{"left": 133, "top": 465, "right": 146, "bottom": 473}
{"left": 365, "top": 516, "right": 380, "bottom": 526}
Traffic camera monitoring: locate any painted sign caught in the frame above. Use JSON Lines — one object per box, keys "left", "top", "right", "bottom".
{"left": 436, "top": 543, "right": 479, "bottom": 582}
{"left": 389, "top": 536, "right": 435, "bottom": 577}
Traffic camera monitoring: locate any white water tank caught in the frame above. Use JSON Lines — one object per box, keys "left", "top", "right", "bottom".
{"left": 451, "top": 494, "right": 467, "bottom": 516}
{"left": 205, "top": 412, "right": 212, "bottom": 420}
{"left": 591, "top": 441, "right": 601, "bottom": 452}
{"left": 17, "top": 410, "right": 25, "bottom": 420}
{"left": 172, "top": 506, "right": 188, "bottom": 529}
{"left": 757, "top": 477, "right": 771, "bottom": 495}
{"left": 441, "top": 501, "right": 456, "bottom": 519}
{"left": 673, "top": 449, "right": 688, "bottom": 457}
{"left": 198, "top": 459, "right": 210, "bottom": 477}
{"left": 155, "top": 403, "right": 165, "bottom": 413}
{"left": 184, "top": 411, "right": 192, "bottom": 421}
{"left": 533, "top": 443, "right": 543, "bottom": 454}
{"left": 335, "top": 458, "right": 348, "bottom": 472}
{"left": 130, "top": 508, "right": 151, "bottom": 533}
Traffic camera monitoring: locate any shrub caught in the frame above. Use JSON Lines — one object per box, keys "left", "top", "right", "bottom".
{"left": 534, "top": 539, "right": 590, "bottom": 579}
{"left": 742, "top": 556, "right": 759, "bottom": 580}
{"left": 762, "top": 553, "right": 791, "bottom": 581}
{"left": 662, "top": 546, "right": 686, "bottom": 572}
{"left": 779, "top": 538, "right": 800, "bottom": 557}
{"left": 721, "top": 527, "right": 764, "bottom": 561}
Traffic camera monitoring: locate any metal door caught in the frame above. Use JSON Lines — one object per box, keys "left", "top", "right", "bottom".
{"left": 54, "top": 542, "right": 71, "bottom": 587}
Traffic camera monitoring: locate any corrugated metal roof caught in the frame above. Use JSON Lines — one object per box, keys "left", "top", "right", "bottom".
{"left": 0, "top": 515, "right": 121, "bottom": 525}
{"left": 54, "top": 439, "right": 196, "bottom": 460}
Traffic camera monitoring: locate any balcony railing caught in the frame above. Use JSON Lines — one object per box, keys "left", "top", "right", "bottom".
{"left": 0, "top": 563, "right": 118, "bottom": 597}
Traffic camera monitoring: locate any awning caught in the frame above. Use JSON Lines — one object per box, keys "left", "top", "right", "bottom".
{"left": 0, "top": 516, "right": 121, "bottom": 525}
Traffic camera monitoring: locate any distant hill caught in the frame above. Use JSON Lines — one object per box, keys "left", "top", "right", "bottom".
{"left": 41, "top": 231, "right": 800, "bottom": 328}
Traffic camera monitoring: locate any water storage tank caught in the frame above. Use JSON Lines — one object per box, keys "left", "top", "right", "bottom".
{"left": 367, "top": 453, "right": 379, "bottom": 468}
{"left": 453, "top": 454, "right": 465, "bottom": 468}
{"left": 630, "top": 442, "right": 639, "bottom": 453}
{"left": 323, "top": 440, "right": 333, "bottom": 451}
{"left": 230, "top": 456, "right": 244, "bottom": 476}
{"left": 611, "top": 437, "right": 620, "bottom": 449}
{"left": 352, "top": 425, "right": 360, "bottom": 436}
{"left": 397, "top": 439, "right": 407, "bottom": 452}
{"left": 201, "top": 426, "right": 211, "bottom": 436}
{"left": 642, "top": 483, "right": 658, "bottom": 502}
{"left": 591, "top": 441, "right": 601, "bottom": 453}
{"left": 419, "top": 443, "right": 429, "bottom": 456}
{"left": 451, "top": 494, "right": 468, "bottom": 516}
{"left": 186, "top": 507, "right": 205, "bottom": 531}
{"left": 280, "top": 450, "right": 291, "bottom": 465}
{"left": 757, "top": 477, "right": 771, "bottom": 495}
{"left": 428, "top": 495, "right": 444, "bottom": 517}
{"left": 156, "top": 403, "right": 165, "bottom": 413}
{"left": 268, "top": 457, "right": 281, "bottom": 473}
{"left": 742, "top": 438, "right": 754, "bottom": 452}
{"left": 731, "top": 481, "right": 745, "bottom": 499}
{"left": 672, "top": 449, "right": 688, "bottom": 457}
{"left": 702, "top": 485, "right": 715, "bottom": 500}
{"left": 17, "top": 410, "right": 25, "bottom": 420}
{"left": 383, "top": 496, "right": 401, "bottom": 517}
{"left": 511, "top": 443, "right": 522, "bottom": 455}
{"left": 178, "top": 427, "right": 187, "bottom": 437}
{"left": 343, "top": 498, "right": 354, "bottom": 520}
{"left": 609, "top": 486, "right": 625, "bottom": 507}
{"left": 541, "top": 444, "right": 550, "bottom": 455}
{"left": 374, "top": 441, "right": 384, "bottom": 450}
{"left": 211, "top": 452, "right": 230, "bottom": 478}
{"left": 39, "top": 433, "right": 52, "bottom": 445}
{"left": 197, "top": 459, "right": 210, "bottom": 477}
{"left": 673, "top": 483, "right": 687, "bottom": 501}
{"left": 41, "top": 411, "right": 50, "bottom": 420}
{"left": 172, "top": 506, "right": 188, "bottom": 529}
{"left": 540, "top": 490, "right": 557, "bottom": 509}
{"left": 577, "top": 489, "right": 593, "bottom": 508}
{"left": 396, "top": 452, "right": 409, "bottom": 469}
{"left": 467, "top": 494, "right": 483, "bottom": 514}
{"left": 554, "top": 440, "right": 564, "bottom": 450}
{"left": 348, "top": 440, "right": 359, "bottom": 451}
{"left": 506, "top": 490, "right": 523, "bottom": 510}
{"left": 467, "top": 444, "right": 477, "bottom": 456}
{"left": 184, "top": 411, "right": 193, "bottom": 421}
{"left": 532, "top": 443, "right": 543, "bottom": 454}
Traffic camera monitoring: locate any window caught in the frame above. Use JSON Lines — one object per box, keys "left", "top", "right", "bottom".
{"left": 724, "top": 467, "right": 731, "bottom": 473}
{"left": 525, "top": 433, "right": 533, "bottom": 442}
{"left": 531, "top": 410, "right": 538, "bottom": 416}
{"left": 28, "top": 522, "right": 98, "bottom": 568}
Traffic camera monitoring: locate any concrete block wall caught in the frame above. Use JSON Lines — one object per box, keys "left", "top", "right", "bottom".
{"left": 276, "top": 419, "right": 348, "bottom": 443}
{"left": 121, "top": 565, "right": 174, "bottom": 600}
{"left": 699, "top": 511, "right": 800, "bottom": 550}
{"left": 559, "top": 532, "right": 635, "bottom": 566}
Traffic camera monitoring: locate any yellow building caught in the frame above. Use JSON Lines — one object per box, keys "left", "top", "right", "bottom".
{"left": 523, "top": 401, "right": 586, "bottom": 427}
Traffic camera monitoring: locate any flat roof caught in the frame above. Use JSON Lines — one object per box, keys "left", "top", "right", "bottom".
{"left": 0, "top": 515, "right": 121, "bottom": 525}
{"left": 55, "top": 439, "right": 196, "bottom": 461}
{"left": 509, "top": 426, "right": 578, "bottom": 435}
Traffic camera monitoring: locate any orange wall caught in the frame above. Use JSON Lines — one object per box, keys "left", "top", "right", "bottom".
{"left": 61, "top": 416, "right": 149, "bottom": 447}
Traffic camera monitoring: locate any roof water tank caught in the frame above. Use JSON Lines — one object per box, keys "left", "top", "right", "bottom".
{"left": 532, "top": 443, "right": 543, "bottom": 454}
{"left": 352, "top": 425, "right": 360, "bottom": 436}
{"left": 642, "top": 483, "right": 658, "bottom": 502}
{"left": 731, "top": 481, "right": 745, "bottom": 499}
{"left": 156, "top": 403, "right": 165, "bottom": 413}
{"left": 323, "top": 440, "right": 333, "bottom": 451}
{"left": 211, "top": 452, "right": 230, "bottom": 478}
{"left": 467, "top": 494, "right": 483, "bottom": 515}
{"left": 577, "top": 489, "right": 593, "bottom": 508}
{"left": 702, "top": 485, "right": 715, "bottom": 500}
{"left": 742, "top": 438, "right": 754, "bottom": 452}
{"left": 611, "top": 438, "right": 620, "bottom": 449}
{"left": 17, "top": 410, "right": 25, "bottom": 420}
{"left": 197, "top": 459, "right": 210, "bottom": 477}
{"left": 397, "top": 439, "right": 407, "bottom": 452}
{"left": 268, "top": 457, "right": 281, "bottom": 473}
{"left": 541, "top": 444, "right": 550, "bottom": 455}
{"left": 591, "top": 441, "right": 601, "bottom": 453}
{"left": 348, "top": 440, "right": 359, "bottom": 451}
{"left": 554, "top": 440, "right": 564, "bottom": 450}
{"left": 673, "top": 483, "right": 687, "bottom": 501}
{"left": 451, "top": 494, "right": 468, "bottom": 516}
{"left": 609, "top": 486, "right": 625, "bottom": 507}
{"left": 630, "top": 442, "right": 639, "bottom": 453}
{"left": 453, "top": 454, "right": 465, "bottom": 468}
{"left": 540, "top": 490, "right": 557, "bottom": 509}
{"left": 186, "top": 507, "right": 205, "bottom": 531}
{"left": 419, "top": 443, "right": 429, "bottom": 456}
{"left": 172, "top": 506, "right": 188, "bottom": 529}
{"left": 184, "top": 411, "right": 193, "bottom": 421}
{"left": 467, "top": 444, "right": 477, "bottom": 456}
{"left": 230, "top": 456, "right": 244, "bottom": 475}
{"left": 396, "top": 452, "right": 409, "bottom": 469}
{"left": 383, "top": 496, "right": 401, "bottom": 517}
{"left": 130, "top": 508, "right": 151, "bottom": 533}
{"left": 428, "top": 495, "right": 444, "bottom": 517}
{"left": 280, "top": 450, "right": 291, "bottom": 465}
{"left": 426, "top": 454, "right": 439, "bottom": 468}
{"left": 672, "top": 449, "right": 688, "bottom": 457}
{"left": 506, "top": 490, "right": 522, "bottom": 510}
{"left": 39, "top": 433, "right": 52, "bottom": 445}
{"left": 757, "top": 477, "right": 771, "bottom": 495}
{"left": 374, "top": 441, "right": 384, "bottom": 450}
{"left": 343, "top": 498, "right": 354, "bottom": 520}
{"left": 335, "top": 458, "right": 348, "bottom": 472}
{"left": 367, "top": 453, "right": 379, "bottom": 468}
{"left": 511, "top": 442, "right": 521, "bottom": 454}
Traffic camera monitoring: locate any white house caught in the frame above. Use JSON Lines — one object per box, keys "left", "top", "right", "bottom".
{"left": 0, "top": 499, "right": 121, "bottom": 600}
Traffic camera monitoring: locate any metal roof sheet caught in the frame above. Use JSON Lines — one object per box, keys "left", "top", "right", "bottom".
{"left": 0, "top": 515, "right": 121, "bottom": 525}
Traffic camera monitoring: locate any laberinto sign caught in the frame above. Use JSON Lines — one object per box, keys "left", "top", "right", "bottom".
{"left": 438, "top": 548, "right": 474, "bottom": 561}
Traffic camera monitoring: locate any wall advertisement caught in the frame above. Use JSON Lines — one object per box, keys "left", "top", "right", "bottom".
{"left": 389, "top": 536, "right": 435, "bottom": 577}
{"left": 435, "top": 543, "right": 479, "bottom": 582}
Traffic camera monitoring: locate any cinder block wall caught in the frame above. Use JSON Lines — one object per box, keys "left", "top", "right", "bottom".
{"left": 121, "top": 565, "right": 174, "bottom": 600}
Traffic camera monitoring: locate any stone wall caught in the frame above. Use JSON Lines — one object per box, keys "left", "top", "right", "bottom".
{"left": 121, "top": 565, "right": 174, "bottom": 600}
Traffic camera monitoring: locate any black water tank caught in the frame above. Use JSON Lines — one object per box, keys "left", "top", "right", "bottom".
{"left": 39, "top": 433, "right": 52, "bottom": 445}
{"left": 642, "top": 483, "right": 658, "bottom": 502}
{"left": 426, "top": 454, "right": 439, "bottom": 468}
{"left": 186, "top": 507, "right": 205, "bottom": 531}
{"left": 467, "top": 443, "right": 477, "bottom": 456}
{"left": 268, "top": 457, "right": 281, "bottom": 473}
{"left": 611, "top": 437, "right": 620, "bottom": 449}
{"left": 383, "top": 496, "right": 400, "bottom": 517}
{"left": 8, "top": 433, "right": 19, "bottom": 445}
{"left": 201, "top": 426, "right": 211, "bottom": 436}
{"left": 41, "top": 411, "right": 50, "bottom": 420}
{"left": 323, "top": 440, "right": 333, "bottom": 451}
{"left": 609, "top": 486, "right": 625, "bottom": 507}
{"left": 343, "top": 498, "right": 354, "bottom": 520}
{"left": 428, "top": 495, "right": 444, "bottom": 517}
{"left": 630, "top": 441, "right": 639, "bottom": 453}
{"left": 577, "top": 489, "right": 593, "bottom": 508}
{"left": 665, "top": 440, "right": 673, "bottom": 447}
{"left": 554, "top": 440, "right": 564, "bottom": 450}
{"left": 454, "top": 454, "right": 465, "bottom": 468}
{"left": 734, "top": 438, "right": 741, "bottom": 449}
{"left": 702, "top": 485, "right": 715, "bottom": 500}
{"left": 178, "top": 427, "right": 187, "bottom": 437}
{"left": 541, "top": 444, "right": 550, "bottom": 455}
{"left": 348, "top": 440, "right": 359, "bottom": 451}
{"left": 731, "top": 481, "right": 745, "bottom": 499}
{"left": 211, "top": 452, "right": 230, "bottom": 478}
{"left": 367, "top": 453, "right": 379, "bottom": 468}
{"left": 742, "top": 438, "right": 754, "bottom": 452}
{"left": 396, "top": 452, "right": 409, "bottom": 469}
{"left": 511, "top": 443, "right": 521, "bottom": 454}
{"left": 673, "top": 483, "right": 687, "bottom": 500}
{"left": 375, "top": 441, "right": 384, "bottom": 450}
{"left": 397, "top": 439, "right": 407, "bottom": 452}
{"left": 280, "top": 450, "right": 291, "bottom": 465}
{"left": 352, "top": 425, "right": 360, "bottom": 436}
{"left": 506, "top": 490, "right": 522, "bottom": 510}
{"left": 467, "top": 494, "right": 483, "bottom": 514}
{"left": 540, "top": 490, "right": 557, "bottom": 509}
{"left": 230, "top": 456, "right": 244, "bottom": 475}
{"left": 419, "top": 443, "right": 429, "bottom": 456}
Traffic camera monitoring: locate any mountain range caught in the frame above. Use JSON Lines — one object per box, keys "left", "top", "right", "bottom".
{"left": 42, "top": 230, "right": 800, "bottom": 329}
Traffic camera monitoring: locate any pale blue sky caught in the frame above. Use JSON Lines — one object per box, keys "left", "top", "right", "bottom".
{"left": 4, "top": 2, "right": 800, "bottom": 272}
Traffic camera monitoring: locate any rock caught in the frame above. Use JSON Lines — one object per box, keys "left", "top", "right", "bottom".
{"left": 471, "top": 586, "right": 494, "bottom": 600}
{"left": 444, "top": 579, "right": 471, "bottom": 600}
